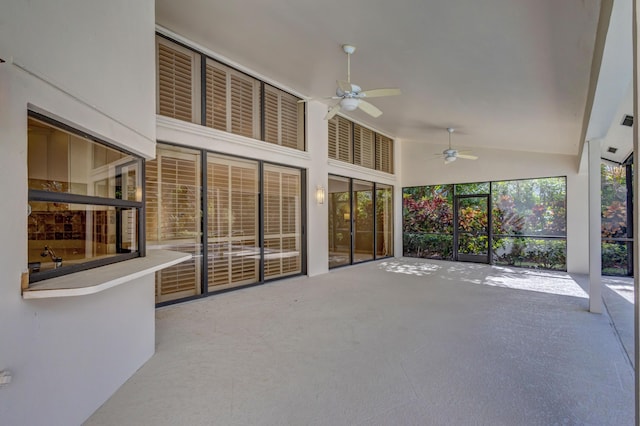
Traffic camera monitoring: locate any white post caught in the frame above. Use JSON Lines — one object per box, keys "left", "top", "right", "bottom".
{"left": 588, "top": 139, "right": 602, "bottom": 314}
{"left": 632, "top": 1, "right": 640, "bottom": 423}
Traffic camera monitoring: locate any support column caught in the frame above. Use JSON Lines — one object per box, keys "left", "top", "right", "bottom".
{"left": 632, "top": 1, "right": 640, "bottom": 424}
{"left": 588, "top": 139, "right": 602, "bottom": 314}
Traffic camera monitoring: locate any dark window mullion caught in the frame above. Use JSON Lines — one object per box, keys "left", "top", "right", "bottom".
{"left": 28, "top": 189, "right": 143, "bottom": 208}
{"left": 373, "top": 182, "right": 378, "bottom": 259}
{"left": 260, "top": 82, "right": 266, "bottom": 142}
{"left": 258, "top": 161, "right": 265, "bottom": 282}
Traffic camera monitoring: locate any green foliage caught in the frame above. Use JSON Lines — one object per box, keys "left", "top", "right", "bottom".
{"left": 602, "top": 242, "right": 629, "bottom": 274}
{"left": 403, "top": 232, "right": 453, "bottom": 259}
{"left": 493, "top": 238, "right": 566, "bottom": 270}
{"left": 404, "top": 177, "right": 568, "bottom": 271}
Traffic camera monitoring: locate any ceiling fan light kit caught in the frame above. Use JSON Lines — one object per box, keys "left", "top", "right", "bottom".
{"left": 340, "top": 97, "right": 360, "bottom": 111}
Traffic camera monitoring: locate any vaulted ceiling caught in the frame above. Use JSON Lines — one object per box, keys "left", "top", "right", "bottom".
{"left": 156, "top": 0, "right": 628, "bottom": 159}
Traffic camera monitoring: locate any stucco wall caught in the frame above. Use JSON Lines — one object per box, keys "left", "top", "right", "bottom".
{"left": 0, "top": 1, "right": 156, "bottom": 424}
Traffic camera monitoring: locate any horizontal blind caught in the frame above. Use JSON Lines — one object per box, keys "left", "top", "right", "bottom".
{"left": 264, "top": 164, "right": 301, "bottom": 279}
{"left": 207, "top": 154, "right": 259, "bottom": 290}
{"left": 145, "top": 159, "right": 159, "bottom": 241}
{"left": 328, "top": 117, "right": 338, "bottom": 159}
{"left": 156, "top": 244, "right": 200, "bottom": 299}
{"left": 147, "top": 146, "right": 202, "bottom": 302}
{"left": 280, "top": 90, "right": 302, "bottom": 150}
{"left": 354, "top": 124, "right": 374, "bottom": 169}
{"left": 328, "top": 116, "right": 352, "bottom": 162}
{"left": 160, "top": 156, "right": 199, "bottom": 240}
{"left": 375, "top": 134, "right": 394, "bottom": 173}
{"left": 205, "top": 62, "right": 228, "bottom": 131}
{"left": 230, "top": 74, "right": 258, "bottom": 139}
{"left": 157, "top": 40, "right": 195, "bottom": 123}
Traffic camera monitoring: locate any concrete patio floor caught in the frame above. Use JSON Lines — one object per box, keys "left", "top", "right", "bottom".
{"left": 86, "top": 258, "right": 634, "bottom": 425}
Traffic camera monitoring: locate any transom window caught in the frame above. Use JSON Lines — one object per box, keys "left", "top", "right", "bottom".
{"left": 328, "top": 116, "right": 394, "bottom": 174}
{"left": 156, "top": 35, "right": 305, "bottom": 151}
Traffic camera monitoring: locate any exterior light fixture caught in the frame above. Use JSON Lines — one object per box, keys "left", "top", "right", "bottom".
{"left": 316, "top": 185, "right": 325, "bottom": 204}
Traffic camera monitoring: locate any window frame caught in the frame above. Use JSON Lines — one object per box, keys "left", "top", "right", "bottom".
{"left": 151, "top": 140, "right": 307, "bottom": 307}
{"left": 156, "top": 33, "right": 307, "bottom": 152}
{"left": 329, "top": 115, "right": 394, "bottom": 174}
{"left": 27, "top": 111, "right": 145, "bottom": 284}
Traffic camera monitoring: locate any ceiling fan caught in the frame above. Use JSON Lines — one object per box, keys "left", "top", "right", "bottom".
{"left": 434, "top": 128, "right": 478, "bottom": 164}
{"left": 299, "top": 44, "right": 401, "bottom": 120}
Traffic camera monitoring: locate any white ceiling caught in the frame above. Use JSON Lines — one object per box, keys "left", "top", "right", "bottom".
{"left": 156, "top": 0, "right": 604, "bottom": 156}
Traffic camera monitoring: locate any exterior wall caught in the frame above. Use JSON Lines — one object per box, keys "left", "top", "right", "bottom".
{"left": 0, "top": 1, "right": 156, "bottom": 424}
{"left": 155, "top": 28, "right": 399, "bottom": 278}
{"left": 400, "top": 142, "right": 590, "bottom": 274}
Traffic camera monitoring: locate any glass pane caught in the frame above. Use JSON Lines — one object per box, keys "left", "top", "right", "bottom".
{"left": 353, "top": 179, "right": 374, "bottom": 263}
{"left": 455, "top": 182, "right": 489, "bottom": 195}
{"left": 27, "top": 202, "right": 138, "bottom": 276}
{"left": 28, "top": 117, "right": 142, "bottom": 201}
{"left": 492, "top": 177, "right": 566, "bottom": 237}
{"left": 207, "top": 153, "right": 259, "bottom": 291}
{"left": 493, "top": 237, "right": 566, "bottom": 271}
{"left": 263, "top": 164, "right": 302, "bottom": 279}
{"left": 146, "top": 144, "right": 203, "bottom": 303}
{"left": 457, "top": 196, "right": 489, "bottom": 257}
{"left": 376, "top": 184, "right": 393, "bottom": 257}
{"left": 600, "top": 164, "right": 631, "bottom": 276}
{"left": 329, "top": 175, "right": 351, "bottom": 268}
{"left": 601, "top": 240, "right": 631, "bottom": 276}
{"left": 402, "top": 185, "right": 454, "bottom": 260}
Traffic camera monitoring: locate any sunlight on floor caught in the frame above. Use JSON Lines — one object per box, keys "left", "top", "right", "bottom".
{"left": 603, "top": 276, "right": 634, "bottom": 303}
{"left": 380, "top": 258, "right": 588, "bottom": 298}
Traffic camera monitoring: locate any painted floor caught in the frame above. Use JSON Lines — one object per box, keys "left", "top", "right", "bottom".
{"left": 86, "top": 258, "right": 634, "bottom": 425}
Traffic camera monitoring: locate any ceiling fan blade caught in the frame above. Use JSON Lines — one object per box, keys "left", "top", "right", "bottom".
{"left": 358, "top": 100, "right": 382, "bottom": 118}
{"left": 324, "top": 103, "right": 342, "bottom": 120}
{"left": 457, "top": 154, "right": 478, "bottom": 160}
{"left": 337, "top": 80, "right": 352, "bottom": 93}
{"left": 358, "top": 88, "right": 401, "bottom": 98}
{"left": 298, "top": 96, "right": 340, "bottom": 104}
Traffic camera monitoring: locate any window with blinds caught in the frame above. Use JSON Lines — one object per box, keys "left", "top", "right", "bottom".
{"left": 156, "top": 37, "right": 201, "bottom": 124}
{"left": 207, "top": 154, "right": 259, "bottom": 290}
{"left": 264, "top": 85, "right": 304, "bottom": 150}
{"left": 354, "top": 124, "right": 375, "bottom": 169}
{"left": 146, "top": 145, "right": 203, "bottom": 303}
{"left": 264, "top": 164, "right": 302, "bottom": 279}
{"left": 375, "top": 134, "right": 394, "bottom": 173}
{"left": 328, "top": 116, "right": 352, "bottom": 162}
{"left": 328, "top": 115, "right": 394, "bottom": 173}
{"left": 157, "top": 34, "right": 306, "bottom": 151}
{"left": 204, "top": 59, "right": 261, "bottom": 139}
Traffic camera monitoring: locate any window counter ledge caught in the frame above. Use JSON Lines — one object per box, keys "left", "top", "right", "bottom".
{"left": 23, "top": 250, "right": 191, "bottom": 299}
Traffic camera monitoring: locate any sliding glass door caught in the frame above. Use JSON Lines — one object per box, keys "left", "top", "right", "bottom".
{"left": 207, "top": 154, "right": 259, "bottom": 291}
{"left": 263, "top": 164, "right": 302, "bottom": 279}
{"left": 148, "top": 143, "right": 305, "bottom": 305}
{"left": 146, "top": 145, "right": 203, "bottom": 303}
{"left": 328, "top": 176, "right": 351, "bottom": 268}
{"left": 376, "top": 183, "right": 394, "bottom": 257}
{"left": 353, "top": 180, "right": 374, "bottom": 263}
{"left": 329, "top": 175, "right": 394, "bottom": 269}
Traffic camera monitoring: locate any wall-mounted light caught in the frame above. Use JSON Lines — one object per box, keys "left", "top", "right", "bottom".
{"left": 316, "top": 185, "right": 325, "bottom": 204}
